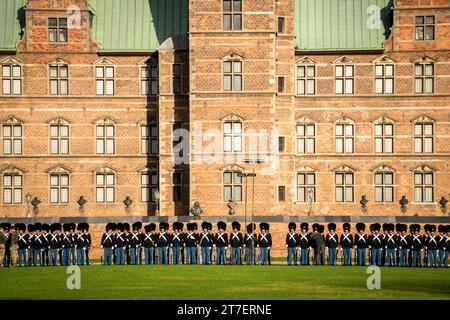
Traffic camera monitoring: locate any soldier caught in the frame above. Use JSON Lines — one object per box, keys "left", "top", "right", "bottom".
{"left": 129, "top": 222, "right": 143, "bottom": 265}
{"left": 114, "top": 223, "right": 126, "bottom": 265}
{"left": 199, "top": 222, "right": 213, "bottom": 265}
{"left": 398, "top": 224, "right": 410, "bottom": 267}
{"left": 69, "top": 223, "right": 77, "bottom": 265}
{"left": 384, "top": 224, "right": 398, "bottom": 267}
{"left": 230, "top": 221, "right": 243, "bottom": 265}
{"left": 423, "top": 224, "right": 431, "bottom": 267}
{"left": 142, "top": 224, "right": 155, "bottom": 265}
{"left": 48, "top": 223, "right": 61, "bottom": 266}
{"left": 169, "top": 222, "right": 181, "bottom": 264}
{"left": 298, "top": 223, "right": 310, "bottom": 266}
{"left": 60, "top": 224, "right": 71, "bottom": 266}
{"left": 425, "top": 224, "right": 438, "bottom": 268}
{"left": 257, "top": 223, "right": 271, "bottom": 265}
{"left": 286, "top": 222, "right": 298, "bottom": 266}
{"left": 325, "top": 223, "right": 339, "bottom": 266}
{"left": 41, "top": 224, "right": 50, "bottom": 266}
{"left": 1, "top": 223, "right": 11, "bottom": 267}
{"left": 17, "top": 223, "right": 29, "bottom": 267}
{"left": 75, "top": 223, "right": 85, "bottom": 265}
{"left": 185, "top": 223, "right": 198, "bottom": 264}
{"left": 310, "top": 223, "right": 323, "bottom": 265}
{"left": 214, "top": 221, "right": 228, "bottom": 265}
{"left": 443, "top": 225, "right": 450, "bottom": 267}
{"left": 437, "top": 225, "right": 446, "bottom": 268}
{"left": 368, "top": 223, "right": 383, "bottom": 266}
{"left": 157, "top": 222, "right": 170, "bottom": 264}
{"left": 354, "top": 223, "right": 368, "bottom": 266}
{"left": 82, "top": 223, "right": 91, "bottom": 265}
{"left": 102, "top": 223, "right": 117, "bottom": 265}
{"left": 192, "top": 222, "right": 200, "bottom": 264}
{"left": 244, "top": 223, "right": 257, "bottom": 265}
{"left": 0, "top": 224, "right": 5, "bottom": 268}
{"left": 122, "top": 223, "right": 131, "bottom": 265}
{"left": 27, "top": 224, "right": 35, "bottom": 266}
{"left": 410, "top": 224, "right": 423, "bottom": 267}
{"left": 340, "top": 223, "right": 353, "bottom": 266}
{"left": 34, "top": 223, "right": 47, "bottom": 266}
{"left": 381, "top": 223, "right": 388, "bottom": 266}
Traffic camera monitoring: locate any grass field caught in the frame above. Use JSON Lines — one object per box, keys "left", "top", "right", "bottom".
{"left": 1, "top": 265, "right": 449, "bottom": 300}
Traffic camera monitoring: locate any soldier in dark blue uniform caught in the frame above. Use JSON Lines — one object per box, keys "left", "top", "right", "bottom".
{"left": 26, "top": 224, "right": 35, "bottom": 266}
{"left": 230, "top": 221, "right": 243, "bottom": 265}
{"left": 425, "top": 224, "right": 438, "bottom": 267}
{"left": 286, "top": 222, "right": 298, "bottom": 266}
{"left": 185, "top": 223, "right": 198, "bottom": 264}
{"left": 114, "top": 223, "right": 126, "bottom": 265}
{"left": 81, "top": 223, "right": 91, "bottom": 265}
{"left": 157, "top": 222, "right": 170, "bottom": 264}
{"left": 354, "top": 223, "right": 368, "bottom": 266}
{"left": 325, "top": 223, "right": 338, "bottom": 265}
{"left": 215, "top": 221, "right": 228, "bottom": 265}
{"left": 437, "top": 225, "right": 446, "bottom": 267}
{"left": 443, "top": 225, "right": 450, "bottom": 267}
{"left": 257, "top": 223, "right": 271, "bottom": 265}
{"left": 192, "top": 222, "right": 200, "bottom": 264}
{"left": 410, "top": 224, "right": 423, "bottom": 267}
{"left": 381, "top": 223, "right": 388, "bottom": 266}
{"left": 170, "top": 222, "right": 182, "bottom": 264}
{"left": 199, "top": 222, "right": 213, "bottom": 264}
{"left": 384, "top": 223, "right": 398, "bottom": 266}
{"left": 34, "top": 223, "right": 46, "bottom": 266}
{"left": 41, "top": 224, "right": 50, "bottom": 266}
{"left": 129, "top": 222, "right": 142, "bottom": 265}
{"left": 16, "top": 223, "right": 28, "bottom": 267}
{"left": 298, "top": 223, "right": 310, "bottom": 265}
{"left": 101, "top": 223, "right": 116, "bottom": 265}
{"left": 75, "top": 223, "right": 85, "bottom": 265}
{"left": 48, "top": 223, "right": 61, "bottom": 266}
{"left": 60, "top": 223, "right": 71, "bottom": 266}
{"left": 143, "top": 223, "right": 156, "bottom": 265}
{"left": 368, "top": 223, "right": 383, "bottom": 266}
{"left": 340, "top": 223, "right": 353, "bottom": 266}
{"left": 244, "top": 223, "right": 257, "bottom": 265}
{"left": 398, "top": 224, "right": 410, "bottom": 267}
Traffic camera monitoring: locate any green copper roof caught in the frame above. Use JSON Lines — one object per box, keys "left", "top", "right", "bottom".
{"left": 90, "top": 0, "right": 188, "bottom": 52}
{"left": 295, "top": 0, "right": 392, "bottom": 51}
{"left": 0, "top": 0, "right": 24, "bottom": 51}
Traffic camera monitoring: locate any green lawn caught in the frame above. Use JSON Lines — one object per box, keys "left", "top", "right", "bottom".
{"left": 0, "top": 265, "right": 449, "bottom": 300}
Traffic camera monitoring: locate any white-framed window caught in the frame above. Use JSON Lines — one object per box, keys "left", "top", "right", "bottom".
{"left": 375, "top": 64, "right": 394, "bottom": 94}
{"left": 49, "top": 65, "right": 68, "bottom": 95}
{"left": 2, "top": 173, "right": 22, "bottom": 204}
{"left": 141, "top": 124, "right": 158, "bottom": 155}
{"left": 297, "top": 65, "right": 315, "bottom": 95}
{"left": 335, "top": 65, "right": 354, "bottom": 94}
{"left": 223, "top": 0, "right": 242, "bottom": 30}
{"left": 415, "top": 62, "right": 434, "bottom": 94}
{"left": 414, "top": 122, "right": 433, "bottom": 153}
{"left": 49, "top": 18, "right": 68, "bottom": 42}
{"left": 374, "top": 172, "right": 394, "bottom": 203}
{"left": 374, "top": 123, "right": 394, "bottom": 153}
{"left": 335, "top": 123, "right": 354, "bottom": 154}
{"left": 141, "top": 61, "right": 158, "bottom": 95}
{"left": 296, "top": 123, "right": 315, "bottom": 154}
{"left": 335, "top": 172, "right": 354, "bottom": 202}
{"left": 415, "top": 16, "right": 435, "bottom": 41}
{"left": 96, "top": 124, "right": 115, "bottom": 154}
{"left": 50, "top": 123, "right": 69, "bottom": 154}
{"left": 297, "top": 171, "right": 316, "bottom": 203}
{"left": 2, "top": 64, "right": 22, "bottom": 95}
{"left": 223, "top": 171, "right": 242, "bottom": 202}
{"left": 2, "top": 122, "right": 22, "bottom": 155}
{"left": 96, "top": 65, "right": 114, "bottom": 95}
{"left": 141, "top": 171, "right": 158, "bottom": 202}
{"left": 96, "top": 172, "right": 115, "bottom": 203}
{"left": 414, "top": 171, "right": 434, "bottom": 203}
{"left": 50, "top": 173, "right": 69, "bottom": 203}
{"left": 223, "top": 60, "right": 242, "bottom": 91}
{"left": 223, "top": 121, "right": 242, "bottom": 152}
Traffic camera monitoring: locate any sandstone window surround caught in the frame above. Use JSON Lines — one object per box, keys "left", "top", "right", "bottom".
{"left": 278, "top": 186, "right": 286, "bottom": 202}
{"left": 223, "top": 60, "right": 243, "bottom": 91}
{"left": 223, "top": 171, "right": 243, "bottom": 202}
{"left": 333, "top": 56, "right": 355, "bottom": 95}
{"left": 95, "top": 58, "right": 116, "bottom": 95}
{"left": 223, "top": 120, "right": 243, "bottom": 152}
{"left": 335, "top": 116, "right": 355, "bottom": 154}
{"left": 1, "top": 57, "right": 22, "bottom": 95}
{"left": 1, "top": 167, "right": 23, "bottom": 205}
{"left": 296, "top": 116, "right": 316, "bottom": 154}
{"left": 414, "top": 56, "right": 435, "bottom": 94}
{"left": 296, "top": 57, "right": 316, "bottom": 95}
{"left": 372, "top": 165, "right": 395, "bottom": 203}
{"left": 95, "top": 167, "right": 116, "bottom": 203}
{"left": 412, "top": 165, "right": 435, "bottom": 203}
{"left": 373, "top": 55, "right": 395, "bottom": 94}
{"left": 373, "top": 116, "right": 395, "bottom": 154}
{"left": 95, "top": 118, "right": 116, "bottom": 155}
{"left": 49, "top": 63, "right": 69, "bottom": 95}
{"left": 140, "top": 167, "right": 158, "bottom": 203}
{"left": 140, "top": 59, "right": 158, "bottom": 95}
{"left": 48, "top": 167, "right": 70, "bottom": 204}
{"left": 412, "top": 115, "right": 434, "bottom": 154}
{"left": 48, "top": 117, "right": 70, "bottom": 155}
{"left": 334, "top": 165, "right": 355, "bottom": 203}
{"left": 296, "top": 166, "right": 316, "bottom": 203}
{"left": 48, "top": 17, "right": 68, "bottom": 43}
{"left": 2, "top": 117, "right": 23, "bottom": 155}
{"left": 278, "top": 17, "right": 285, "bottom": 34}
{"left": 223, "top": 0, "right": 242, "bottom": 31}
{"left": 415, "top": 15, "right": 435, "bottom": 41}
{"left": 140, "top": 122, "right": 158, "bottom": 155}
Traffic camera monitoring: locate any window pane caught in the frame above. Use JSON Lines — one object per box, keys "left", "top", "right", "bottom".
{"left": 374, "top": 173, "right": 383, "bottom": 185}
{"left": 375, "top": 78, "right": 383, "bottom": 94}
{"left": 50, "top": 67, "right": 58, "bottom": 78}
{"left": 2, "top": 79, "right": 11, "bottom": 94}
{"left": 234, "top": 186, "right": 242, "bottom": 202}
{"left": 96, "top": 80, "right": 104, "bottom": 94}
{"left": 106, "top": 188, "right": 114, "bottom": 202}
{"left": 345, "top": 125, "right": 353, "bottom": 136}
{"left": 297, "top": 125, "right": 305, "bottom": 136}
{"left": 335, "top": 187, "right": 343, "bottom": 202}
{"left": 385, "top": 187, "right": 393, "bottom": 202}
{"left": 424, "top": 187, "right": 433, "bottom": 202}
{"left": 415, "top": 64, "right": 423, "bottom": 76}
{"left": 375, "top": 124, "right": 383, "bottom": 136}
{"left": 335, "top": 138, "right": 343, "bottom": 153}
{"left": 385, "top": 173, "right": 393, "bottom": 185}
{"left": 414, "top": 187, "right": 422, "bottom": 202}
{"left": 106, "top": 174, "right": 114, "bottom": 185}
{"left": 425, "top": 26, "right": 434, "bottom": 40}
{"left": 223, "top": 14, "right": 232, "bottom": 30}
{"left": 106, "top": 126, "right": 114, "bottom": 137}
{"left": 13, "top": 139, "right": 21, "bottom": 154}
{"left": 96, "top": 139, "right": 104, "bottom": 153}
{"left": 345, "top": 138, "right": 353, "bottom": 153}
{"left": 415, "top": 16, "right": 424, "bottom": 24}
{"left": 96, "top": 174, "right": 104, "bottom": 185}
{"left": 233, "top": 122, "right": 242, "bottom": 134}
{"left": 60, "top": 188, "right": 69, "bottom": 203}
{"left": 345, "top": 173, "right": 353, "bottom": 185}
{"left": 106, "top": 80, "right": 114, "bottom": 95}
{"left": 234, "top": 75, "right": 242, "bottom": 91}
{"left": 306, "top": 173, "right": 315, "bottom": 185}
{"left": 96, "top": 188, "right": 104, "bottom": 202}
{"left": 224, "top": 186, "right": 232, "bottom": 201}
{"left": 375, "top": 65, "right": 384, "bottom": 77}
{"left": 345, "top": 79, "right": 353, "bottom": 94}
{"left": 96, "top": 125, "right": 104, "bottom": 137}
{"left": 96, "top": 67, "right": 104, "bottom": 78}
{"left": 424, "top": 173, "right": 433, "bottom": 185}
{"left": 233, "top": 61, "right": 242, "bottom": 73}
{"left": 297, "top": 66, "right": 305, "bottom": 77}
{"left": 385, "top": 124, "right": 393, "bottom": 136}
{"left": 385, "top": 65, "right": 394, "bottom": 76}
{"left": 3, "top": 175, "right": 11, "bottom": 186}
{"left": 234, "top": 136, "right": 242, "bottom": 151}
{"left": 233, "top": 14, "right": 242, "bottom": 30}
{"left": 345, "top": 187, "right": 354, "bottom": 202}
{"left": 414, "top": 173, "right": 422, "bottom": 185}
{"left": 59, "top": 66, "right": 68, "bottom": 77}
{"left": 345, "top": 66, "right": 353, "bottom": 77}
{"left": 3, "top": 140, "right": 11, "bottom": 154}
{"left": 306, "top": 138, "right": 315, "bottom": 153}
{"left": 306, "top": 125, "right": 315, "bottom": 136}
{"left": 233, "top": 0, "right": 242, "bottom": 11}
{"left": 3, "top": 126, "right": 11, "bottom": 137}
{"left": 141, "top": 187, "right": 150, "bottom": 202}
{"left": 297, "top": 173, "right": 305, "bottom": 185}
{"left": 375, "top": 187, "right": 383, "bottom": 202}
{"left": 3, "top": 189, "right": 12, "bottom": 204}
{"left": 424, "top": 64, "right": 434, "bottom": 76}
{"left": 50, "top": 139, "right": 59, "bottom": 154}
{"left": 414, "top": 138, "right": 422, "bottom": 153}
{"left": 424, "top": 137, "right": 433, "bottom": 153}
{"left": 335, "top": 124, "right": 343, "bottom": 136}
{"left": 105, "top": 67, "right": 114, "bottom": 78}
{"left": 50, "top": 80, "right": 58, "bottom": 95}
{"left": 50, "top": 188, "right": 58, "bottom": 203}
{"left": 385, "top": 138, "right": 393, "bottom": 153}
{"left": 60, "top": 139, "right": 69, "bottom": 154}
{"left": 224, "top": 75, "right": 232, "bottom": 91}
{"left": 297, "top": 187, "right": 305, "bottom": 202}
{"left": 335, "top": 79, "right": 343, "bottom": 94}
{"left": 306, "top": 79, "right": 315, "bottom": 94}
{"left": 151, "top": 173, "right": 158, "bottom": 185}
{"left": 2, "top": 65, "right": 11, "bottom": 77}
{"left": 224, "top": 136, "right": 232, "bottom": 152}
{"left": 336, "top": 66, "right": 343, "bottom": 77}
{"left": 297, "top": 138, "right": 305, "bottom": 154}
{"left": 13, "top": 175, "right": 22, "bottom": 186}
{"left": 60, "top": 80, "right": 68, "bottom": 95}
{"left": 335, "top": 173, "right": 343, "bottom": 185}
{"left": 424, "top": 78, "right": 433, "bottom": 93}
{"left": 60, "top": 126, "right": 69, "bottom": 137}
{"left": 13, "top": 188, "right": 22, "bottom": 203}
{"left": 307, "top": 66, "right": 315, "bottom": 77}
{"left": 13, "top": 80, "right": 21, "bottom": 94}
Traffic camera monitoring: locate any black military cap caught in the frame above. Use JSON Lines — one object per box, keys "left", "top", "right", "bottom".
{"left": 14, "top": 223, "right": 26, "bottom": 232}
{"left": 288, "top": 222, "right": 296, "bottom": 231}
{"left": 382, "top": 223, "right": 388, "bottom": 231}
{"left": 395, "top": 223, "right": 402, "bottom": 232}
{"left": 446, "top": 225, "right": 450, "bottom": 233}
{"left": 2, "top": 223, "right": 11, "bottom": 231}
{"left": 117, "top": 223, "right": 124, "bottom": 231}
{"left": 373, "top": 223, "right": 381, "bottom": 231}
{"left": 70, "top": 223, "right": 76, "bottom": 231}
{"left": 343, "top": 223, "right": 351, "bottom": 232}
{"left": 438, "top": 225, "right": 445, "bottom": 233}
{"left": 312, "top": 223, "right": 319, "bottom": 232}
{"left": 217, "top": 221, "right": 226, "bottom": 231}
{"left": 207, "top": 222, "right": 213, "bottom": 231}
{"left": 300, "top": 223, "right": 309, "bottom": 231}
{"left": 50, "top": 223, "right": 60, "bottom": 232}
{"left": 192, "top": 222, "right": 198, "bottom": 230}
{"left": 327, "top": 223, "right": 336, "bottom": 231}
{"left": 83, "top": 223, "right": 89, "bottom": 232}
{"left": 202, "top": 221, "right": 209, "bottom": 230}
{"left": 429, "top": 224, "right": 436, "bottom": 232}
{"left": 149, "top": 223, "right": 156, "bottom": 232}
{"left": 159, "top": 222, "right": 168, "bottom": 231}
{"left": 34, "top": 223, "right": 42, "bottom": 231}
{"left": 132, "top": 222, "right": 142, "bottom": 231}
{"left": 259, "top": 222, "right": 269, "bottom": 231}
{"left": 232, "top": 221, "right": 241, "bottom": 231}
{"left": 123, "top": 223, "right": 130, "bottom": 232}
{"left": 246, "top": 223, "right": 256, "bottom": 233}
{"left": 179, "top": 222, "right": 185, "bottom": 231}
{"left": 319, "top": 225, "right": 325, "bottom": 233}
{"left": 41, "top": 223, "right": 50, "bottom": 232}
{"left": 77, "top": 223, "right": 83, "bottom": 231}
{"left": 172, "top": 222, "right": 179, "bottom": 231}
{"left": 144, "top": 224, "right": 151, "bottom": 232}
{"left": 356, "top": 223, "right": 365, "bottom": 232}
{"left": 27, "top": 224, "right": 35, "bottom": 232}
{"left": 186, "top": 223, "right": 193, "bottom": 231}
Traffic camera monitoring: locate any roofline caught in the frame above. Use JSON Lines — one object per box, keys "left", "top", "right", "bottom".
{"left": 98, "top": 50, "right": 188, "bottom": 56}
{"left": 295, "top": 49, "right": 385, "bottom": 55}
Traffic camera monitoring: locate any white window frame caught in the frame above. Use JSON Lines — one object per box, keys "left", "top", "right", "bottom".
{"left": 223, "top": 121, "right": 243, "bottom": 152}
{"left": 2, "top": 64, "right": 22, "bottom": 95}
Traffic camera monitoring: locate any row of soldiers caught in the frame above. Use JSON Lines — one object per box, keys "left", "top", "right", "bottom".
{"left": 100, "top": 221, "right": 272, "bottom": 265}
{"left": 0, "top": 222, "right": 91, "bottom": 267}
{"left": 286, "top": 222, "right": 450, "bottom": 267}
